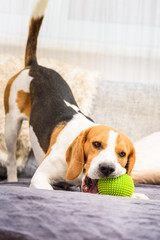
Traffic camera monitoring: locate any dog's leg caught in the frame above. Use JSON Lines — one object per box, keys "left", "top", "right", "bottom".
{"left": 30, "top": 162, "right": 56, "bottom": 190}
{"left": 30, "top": 149, "right": 67, "bottom": 190}
{"left": 4, "top": 113, "right": 23, "bottom": 182}
{"left": 30, "top": 172, "right": 53, "bottom": 190}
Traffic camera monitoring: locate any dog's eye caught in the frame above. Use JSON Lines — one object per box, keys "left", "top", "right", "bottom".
{"left": 118, "top": 152, "right": 126, "bottom": 158}
{"left": 92, "top": 141, "right": 102, "bottom": 149}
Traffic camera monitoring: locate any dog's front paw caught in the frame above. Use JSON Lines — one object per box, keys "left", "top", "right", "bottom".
{"left": 132, "top": 193, "right": 149, "bottom": 200}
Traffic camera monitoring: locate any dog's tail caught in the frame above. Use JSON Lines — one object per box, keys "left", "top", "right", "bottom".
{"left": 25, "top": 0, "right": 49, "bottom": 67}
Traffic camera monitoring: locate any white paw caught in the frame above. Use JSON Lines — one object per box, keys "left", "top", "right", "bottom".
{"left": 30, "top": 174, "right": 53, "bottom": 190}
{"left": 132, "top": 193, "right": 149, "bottom": 200}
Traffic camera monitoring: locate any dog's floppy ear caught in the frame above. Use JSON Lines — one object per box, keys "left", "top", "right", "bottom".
{"left": 66, "top": 129, "right": 90, "bottom": 181}
{"left": 127, "top": 146, "right": 136, "bottom": 176}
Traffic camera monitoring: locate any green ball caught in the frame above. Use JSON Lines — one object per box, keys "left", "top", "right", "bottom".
{"left": 98, "top": 174, "right": 134, "bottom": 197}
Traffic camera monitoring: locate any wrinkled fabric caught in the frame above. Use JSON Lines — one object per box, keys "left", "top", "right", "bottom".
{"left": 0, "top": 180, "right": 160, "bottom": 240}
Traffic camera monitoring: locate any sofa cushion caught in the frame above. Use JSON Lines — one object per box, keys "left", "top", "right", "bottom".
{"left": 132, "top": 132, "right": 160, "bottom": 184}
{"left": 91, "top": 80, "right": 160, "bottom": 141}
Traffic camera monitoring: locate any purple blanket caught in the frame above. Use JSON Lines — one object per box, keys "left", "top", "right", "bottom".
{"left": 0, "top": 180, "right": 160, "bottom": 240}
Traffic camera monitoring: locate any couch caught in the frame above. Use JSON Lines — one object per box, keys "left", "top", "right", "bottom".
{"left": 0, "top": 79, "right": 160, "bottom": 240}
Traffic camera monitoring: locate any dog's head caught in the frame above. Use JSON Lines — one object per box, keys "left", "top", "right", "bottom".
{"left": 66, "top": 125, "right": 135, "bottom": 193}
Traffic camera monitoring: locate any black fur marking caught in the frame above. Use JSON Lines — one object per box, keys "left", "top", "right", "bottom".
{"left": 29, "top": 65, "right": 80, "bottom": 153}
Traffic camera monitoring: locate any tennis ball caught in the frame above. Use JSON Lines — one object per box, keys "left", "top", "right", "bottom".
{"left": 98, "top": 174, "right": 134, "bottom": 197}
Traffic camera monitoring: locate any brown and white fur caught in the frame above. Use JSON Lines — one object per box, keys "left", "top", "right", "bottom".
{"left": 4, "top": 0, "right": 148, "bottom": 199}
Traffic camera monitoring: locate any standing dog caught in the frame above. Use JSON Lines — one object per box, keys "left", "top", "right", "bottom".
{"left": 4, "top": 0, "right": 146, "bottom": 198}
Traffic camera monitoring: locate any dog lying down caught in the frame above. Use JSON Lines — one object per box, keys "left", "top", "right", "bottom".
{"left": 4, "top": 0, "right": 148, "bottom": 199}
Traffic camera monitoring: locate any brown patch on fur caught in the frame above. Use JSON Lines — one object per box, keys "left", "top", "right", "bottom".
{"left": 66, "top": 126, "right": 111, "bottom": 181}
{"left": 42, "top": 123, "right": 66, "bottom": 163}
{"left": 66, "top": 128, "right": 91, "bottom": 181}
{"left": 115, "top": 133, "right": 136, "bottom": 175}
{"left": 16, "top": 90, "right": 31, "bottom": 118}
{"left": 25, "top": 17, "right": 43, "bottom": 67}
{"left": 66, "top": 125, "right": 136, "bottom": 180}
{"left": 4, "top": 69, "right": 24, "bottom": 114}
{"left": 126, "top": 148, "right": 136, "bottom": 176}
{"left": 115, "top": 134, "right": 128, "bottom": 168}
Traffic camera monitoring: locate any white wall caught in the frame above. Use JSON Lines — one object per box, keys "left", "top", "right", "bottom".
{"left": 0, "top": 0, "right": 160, "bottom": 84}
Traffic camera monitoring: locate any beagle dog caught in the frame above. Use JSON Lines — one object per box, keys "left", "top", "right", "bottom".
{"left": 4, "top": 0, "right": 148, "bottom": 199}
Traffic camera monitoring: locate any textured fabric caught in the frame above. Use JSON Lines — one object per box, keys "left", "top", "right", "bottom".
{"left": 91, "top": 80, "right": 160, "bottom": 141}
{"left": 0, "top": 180, "right": 160, "bottom": 240}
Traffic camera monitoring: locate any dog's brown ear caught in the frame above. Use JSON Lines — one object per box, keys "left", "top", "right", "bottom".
{"left": 127, "top": 146, "right": 136, "bottom": 176}
{"left": 66, "top": 129, "right": 90, "bottom": 181}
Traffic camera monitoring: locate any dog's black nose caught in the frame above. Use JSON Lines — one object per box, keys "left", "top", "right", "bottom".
{"left": 99, "top": 163, "right": 115, "bottom": 177}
